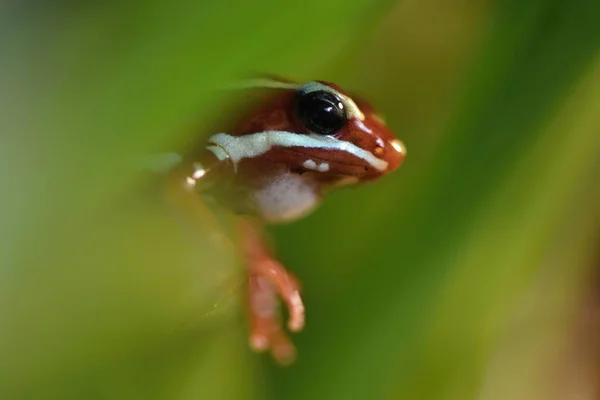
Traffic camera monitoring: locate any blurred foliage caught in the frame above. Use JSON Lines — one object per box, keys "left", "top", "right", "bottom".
{"left": 1, "top": 0, "right": 600, "bottom": 399}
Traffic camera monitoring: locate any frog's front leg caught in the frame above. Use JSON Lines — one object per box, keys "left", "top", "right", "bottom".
{"left": 238, "top": 218, "right": 305, "bottom": 365}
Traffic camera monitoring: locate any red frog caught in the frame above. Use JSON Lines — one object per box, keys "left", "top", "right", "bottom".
{"left": 158, "top": 76, "right": 405, "bottom": 365}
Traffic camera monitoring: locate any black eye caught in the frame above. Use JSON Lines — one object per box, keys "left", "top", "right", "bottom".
{"left": 296, "top": 90, "right": 347, "bottom": 135}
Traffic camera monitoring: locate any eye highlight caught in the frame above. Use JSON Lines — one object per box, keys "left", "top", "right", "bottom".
{"left": 296, "top": 90, "right": 347, "bottom": 135}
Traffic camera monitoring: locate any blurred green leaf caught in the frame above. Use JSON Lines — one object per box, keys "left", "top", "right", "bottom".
{"left": 1, "top": 0, "right": 600, "bottom": 399}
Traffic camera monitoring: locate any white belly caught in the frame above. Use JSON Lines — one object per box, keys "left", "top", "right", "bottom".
{"left": 252, "top": 172, "right": 320, "bottom": 223}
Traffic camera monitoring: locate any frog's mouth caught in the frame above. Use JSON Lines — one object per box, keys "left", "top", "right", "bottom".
{"left": 207, "top": 131, "right": 388, "bottom": 174}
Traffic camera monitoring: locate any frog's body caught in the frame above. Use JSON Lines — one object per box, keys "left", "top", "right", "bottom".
{"left": 165, "top": 77, "right": 405, "bottom": 364}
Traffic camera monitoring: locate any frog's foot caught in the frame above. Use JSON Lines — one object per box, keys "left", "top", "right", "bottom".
{"left": 247, "top": 260, "right": 305, "bottom": 365}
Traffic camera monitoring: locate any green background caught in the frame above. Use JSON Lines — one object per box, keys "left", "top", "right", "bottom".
{"left": 1, "top": 0, "right": 600, "bottom": 399}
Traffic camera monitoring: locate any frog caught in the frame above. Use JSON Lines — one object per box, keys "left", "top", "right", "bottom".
{"left": 157, "top": 76, "right": 405, "bottom": 365}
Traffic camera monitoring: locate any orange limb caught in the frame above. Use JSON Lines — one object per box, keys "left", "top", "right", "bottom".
{"left": 239, "top": 218, "right": 305, "bottom": 365}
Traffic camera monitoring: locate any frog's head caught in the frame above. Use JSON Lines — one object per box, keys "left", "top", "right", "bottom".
{"left": 293, "top": 80, "right": 405, "bottom": 181}
{"left": 207, "top": 78, "right": 405, "bottom": 183}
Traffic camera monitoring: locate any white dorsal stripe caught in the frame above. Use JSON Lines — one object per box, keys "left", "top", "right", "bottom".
{"left": 207, "top": 131, "right": 388, "bottom": 172}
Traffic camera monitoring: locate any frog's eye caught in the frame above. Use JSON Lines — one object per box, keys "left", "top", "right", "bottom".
{"left": 296, "top": 90, "right": 347, "bottom": 135}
